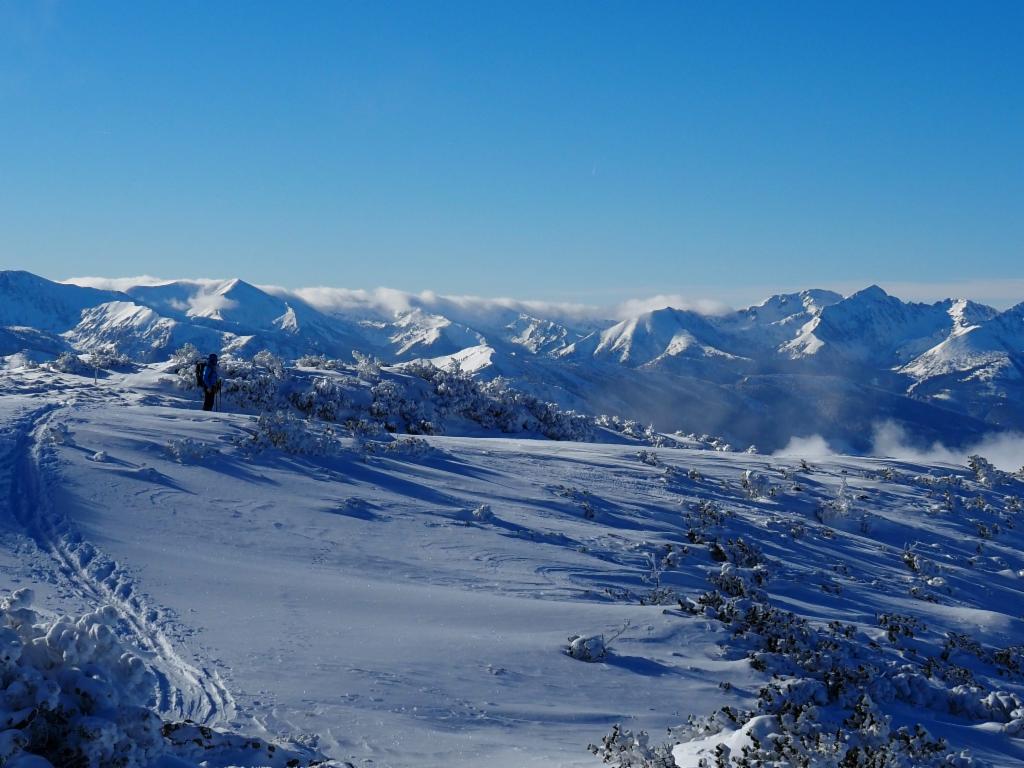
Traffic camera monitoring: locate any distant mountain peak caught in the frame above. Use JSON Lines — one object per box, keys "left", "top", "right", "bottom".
{"left": 849, "top": 284, "right": 890, "bottom": 301}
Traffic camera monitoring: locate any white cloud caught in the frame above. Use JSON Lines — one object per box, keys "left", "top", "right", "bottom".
{"left": 59, "top": 274, "right": 1024, "bottom": 323}
{"left": 612, "top": 294, "right": 733, "bottom": 319}
{"left": 772, "top": 434, "right": 838, "bottom": 460}
{"left": 267, "top": 284, "right": 604, "bottom": 322}
{"left": 186, "top": 291, "right": 238, "bottom": 318}
{"left": 770, "top": 425, "right": 1024, "bottom": 471}
{"left": 871, "top": 420, "right": 1024, "bottom": 471}
{"left": 62, "top": 275, "right": 173, "bottom": 291}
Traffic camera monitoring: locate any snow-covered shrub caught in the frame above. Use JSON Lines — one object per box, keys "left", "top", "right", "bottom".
{"left": 289, "top": 375, "right": 354, "bottom": 422}
{"left": 87, "top": 347, "right": 134, "bottom": 371}
{"left": 49, "top": 351, "right": 89, "bottom": 375}
{"left": 169, "top": 343, "right": 199, "bottom": 368}
{"left": 712, "top": 537, "right": 765, "bottom": 569}
{"left": 218, "top": 356, "right": 288, "bottom": 412}
{"left": 369, "top": 379, "right": 435, "bottom": 434}
{"left": 566, "top": 634, "right": 608, "bottom": 662}
{"left": 707, "top": 562, "right": 766, "bottom": 600}
{"left": 815, "top": 476, "right": 853, "bottom": 524}
{"left": 352, "top": 350, "right": 382, "bottom": 381}
{"left": 636, "top": 547, "right": 683, "bottom": 606}
{"left": 687, "top": 694, "right": 974, "bottom": 768}
{"left": 968, "top": 455, "right": 1010, "bottom": 488}
{"left": 252, "top": 350, "right": 285, "bottom": 379}
{"left": 362, "top": 436, "right": 437, "bottom": 460}
{"left": 160, "top": 722, "right": 318, "bottom": 767}
{"left": 345, "top": 417, "right": 386, "bottom": 438}
{"left": 636, "top": 450, "right": 659, "bottom": 467}
{"left": 471, "top": 503, "right": 493, "bottom": 522}
{"left": 241, "top": 411, "right": 339, "bottom": 456}
{"left": 877, "top": 612, "right": 926, "bottom": 644}
{"left": 172, "top": 352, "right": 292, "bottom": 412}
{"left": 566, "top": 622, "right": 630, "bottom": 663}
{"left": 168, "top": 346, "right": 202, "bottom": 390}
{"left": 682, "top": 499, "right": 731, "bottom": 544}
{"left": 295, "top": 354, "right": 344, "bottom": 370}
{"left": 373, "top": 364, "right": 594, "bottom": 440}
{"left": 588, "top": 725, "right": 676, "bottom": 768}
{"left": 164, "top": 438, "right": 217, "bottom": 464}
{"left": 740, "top": 469, "right": 771, "bottom": 499}
{"left": 478, "top": 378, "right": 592, "bottom": 440}
{"left": 596, "top": 415, "right": 646, "bottom": 439}
{"left": 0, "top": 589, "right": 164, "bottom": 768}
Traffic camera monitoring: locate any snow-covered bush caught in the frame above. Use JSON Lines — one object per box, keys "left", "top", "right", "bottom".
{"left": 170, "top": 352, "right": 694, "bottom": 447}
{"left": 588, "top": 725, "right": 676, "bottom": 768}
{"left": 362, "top": 436, "right": 437, "bottom": 460}
{"left": 371, "top": 364, "right": 593, "bottom": 440}
{"left": 241, "top": 411, "right": 340, "bottom": 456}
{"left": 740, "top": 469, "right": 771, "bottom": 499}
{"left": 566, "top": 622, "right": 630, "bottom": 663}
{"left": 0, "top": 588, "right": 164, "bottom": 768}
{"left": 369, "top": 378, "right": 435, "bottom": 434}
{"left": 294, "top": 354, "right": 344, "bottom": 370}
{"left": 478, "top": 378, "right": 593, "bottom": 440}
{"left": 87, "top": 347, "right": 134, "bottom": 371}
{"left": 169, "top": 343, "right": 199, "bottom": 368}
{"left": 968, "top": 455, "right": 1010, "bottom": 488}
{"left": 471, "top": 503, "right": 493, "bottom": 522}
{"left": 352, "top": 350, "right": 382, "bottom": 381}
{"left": 218, "top": 356, "right": 287, "bottom": 412}
{"left": 636, "top": 450, "right": 659, "bottom": 467}
{"left": 49, "top": 351, "right": 89, "bottom": 375}
{"left": 289, "top": 375, "right": 354, "bottom": 422}
{"left": 172, "top": 352, "right": 291, "bottom": 413}
{"left": 596, "top": 415, "right": 647, "bottom": 439}
{"left": 566, "top": 634, "right": 608, "bottom": 662}
{"left": 252, "top": 350, "right": 285, "bottom": 379}
{"left": 164, "top": 438, "right": 217, "bottom": 464}
{"left": 816, "top": 476, "right": 853, "bottom": 524}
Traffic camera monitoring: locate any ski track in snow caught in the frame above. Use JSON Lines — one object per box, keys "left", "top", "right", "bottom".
{"left": 3, "top": 396, "right": 234, "bottom": 726}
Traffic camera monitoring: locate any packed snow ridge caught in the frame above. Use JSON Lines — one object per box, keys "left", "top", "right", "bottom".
{"left": 2, "top": 270, "right": 1023, "bottom": 453}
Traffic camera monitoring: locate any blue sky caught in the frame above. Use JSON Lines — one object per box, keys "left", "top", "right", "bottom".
{"left": 1, "top": 1, "right": 1021, "bottom": 306}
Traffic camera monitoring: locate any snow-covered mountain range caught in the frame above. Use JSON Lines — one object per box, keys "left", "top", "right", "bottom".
{"left": 2, "top": 270, "right": 1022, "bottom": 452}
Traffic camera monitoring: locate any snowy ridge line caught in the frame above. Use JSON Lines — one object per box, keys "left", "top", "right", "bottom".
{"left": 8, "top": 403, "right": 235, "bottom": 725}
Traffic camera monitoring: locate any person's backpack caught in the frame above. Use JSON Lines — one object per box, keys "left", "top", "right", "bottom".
{"left": 195, "top": 361, "right": 206, "bottom": 389}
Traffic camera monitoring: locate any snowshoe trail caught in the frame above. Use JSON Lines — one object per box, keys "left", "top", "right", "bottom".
{"left": 5, "top": 401, "right": 234, "bottom": 726}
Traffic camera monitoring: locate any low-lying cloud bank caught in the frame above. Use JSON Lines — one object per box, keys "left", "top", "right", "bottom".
{"left": 775, "top": 421, "right": 1024, "bottom": 472}
{"left": 63, "top": 275, "right": 734, "bottom": 321}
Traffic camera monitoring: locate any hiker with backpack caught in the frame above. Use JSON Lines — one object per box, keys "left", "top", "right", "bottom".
{"left": 196, "top": 353, "right": 222, "bottom": 411}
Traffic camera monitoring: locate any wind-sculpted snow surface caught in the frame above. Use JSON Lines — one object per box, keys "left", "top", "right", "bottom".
{"left": 2, "top": 369, "right": 1024, "bottom": 766}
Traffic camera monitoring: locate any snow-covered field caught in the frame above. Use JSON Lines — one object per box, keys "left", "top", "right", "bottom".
{"left": 2, "top": 364, "right": 1024, "bottom": 766}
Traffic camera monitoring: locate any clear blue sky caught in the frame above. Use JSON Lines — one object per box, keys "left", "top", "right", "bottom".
{"left": 1, "top": 1, "right": 1021, "bottom": 305}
